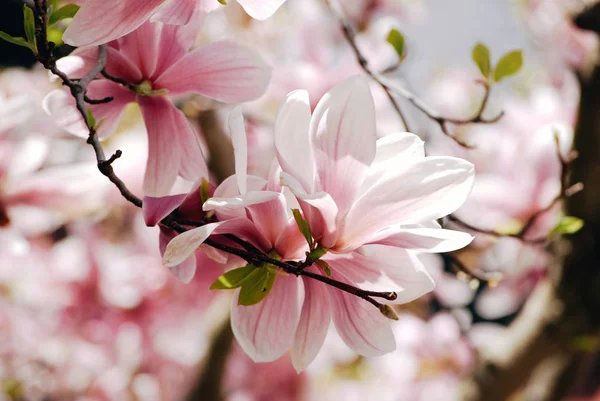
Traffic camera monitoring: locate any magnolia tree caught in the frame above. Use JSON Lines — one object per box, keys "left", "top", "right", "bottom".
{"left": 0, "top": 0, "right": 599, "bottom": 400}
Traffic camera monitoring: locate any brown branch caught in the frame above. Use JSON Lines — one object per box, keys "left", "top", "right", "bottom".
{"left": 467, "top": 51, "right": 600, "bottom": 401}
{"left": 32, "top": 3, "right": 399, "bottom": 313}
{"left": 447, "top": 133, "right": 582, "bottom": 244}
{"left": 442, "top": 253, "right": 503, "bottom": 284}
{"left": 327, "top": 0, "right": 503, "bottom": 148}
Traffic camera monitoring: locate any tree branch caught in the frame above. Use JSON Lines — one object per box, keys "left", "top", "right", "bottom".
{"left": 327, "top": 0, "right": 503, "bottom": 148}
{"left": 31, "top": 2, "right": 399, "bottom": 317}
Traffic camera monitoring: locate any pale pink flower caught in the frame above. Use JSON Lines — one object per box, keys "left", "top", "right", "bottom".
{"left": 44, "top": 22, "right": 271, "bottom": 224}
{"left": 275, "top": 76, "right": 474, "bottom": 254}
{"left": 63, "top": 0, "right": 288, "bottom": 47}
{"left": 162, "top": 77, "right": 474, "bottom": 370}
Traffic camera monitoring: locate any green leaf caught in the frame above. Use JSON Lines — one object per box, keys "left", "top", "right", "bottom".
{"left": 551, "top": 216, "right": 584, "bottom": 236}
{"left": 493, "top": 50, "right": 523, "bottom": 82}
{"left": 210, "top": 265, "right": 258, "bottom": 290}
{"left": 308, "top": 245, "right": 328, "bottom": 261}
{"left": 23, "top": 5, "right": 37, "bottom": 55}
{"left": 238, "top": 268, "right": 276, "bottom": 306}
{"left": 95, "top": 117, "right": 107, "bottom": 132}
{"left": 0, "top": 31, "right": 31, "bottom": 49}
{"left": 472, "top": 42, "right": 491, "bottom": 78}
{"left": 47, "top": 25, "right": 63, "bottom": 45}
{"left": 86, "top": 107, "right": 96, "bottom": 128}
{"left": 292, "top": 208, "right": 313, "bottom": 248}
{"left": 315, "top": 259, "right": 331, "bottom": 277}
{"left": 386, "top": 28, "right": 405, "bottom": 59}
{"left": 48, "top": 4, "right": 80, "bottom": 26}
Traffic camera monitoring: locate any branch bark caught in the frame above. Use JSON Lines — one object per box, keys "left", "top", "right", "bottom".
{"left": 468, "top": 62, "right": 600, "bottom": 401}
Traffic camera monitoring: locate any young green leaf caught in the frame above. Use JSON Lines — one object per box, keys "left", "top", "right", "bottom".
{"left": 551, "top": 216, "right": 584, "bottom": 236}
{"left": 472, "top": 42, "right": 491, "bottom": 78}
{"left": 292, "top": 208, "right": 313, "bottom": 248}
{"left": 210, "top": 264, "right": 258, "bottom": 290}
{"left": 86, "top": 107, "right": 96, "bottom": 128}
{"left": 386, "top": 28, "right": 405, "bottom": 59}
{"left": 315, "top": 259, "right": 331, "bottom": 277}
{"left": 493, "top": 50, "right": 523, "bottom": 82}
{"left": 23, "top": 5, "right": 37, "bottom": 55}
{"left": 308, "top": 245, "right": 328, "bottom": 261}
{"left": 48, "top": 4, "right": 80, "bottom": 26}
{"left": 238, "top": 268, "right": 276, "bottom": 306}
{"left": 0, "top": 32, "right": 31, "bottom": 49}
{"left": 95, "top": 117, "right": 107, "bottom": 132}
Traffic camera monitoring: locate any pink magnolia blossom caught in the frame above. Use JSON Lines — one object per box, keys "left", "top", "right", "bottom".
{"left": 274, "top": 76, "right": 474, "bottom": 254}
{"left": 161, "top": 76, "right": 475, "bottom": 371}
{"left": 44, "top": 22, "right": 271, "bottom": 224}
{"left": 63, "top": 0, "right": 288, "bottom": 47}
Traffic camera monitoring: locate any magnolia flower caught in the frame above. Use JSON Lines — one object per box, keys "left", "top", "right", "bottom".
{"left": 43, "top": 22, "right": 271, "bottom": 224}
{"left": 63, "top": 0, "right": 288, "bottom": 47}
{"left": 276, "top": 76, "right": 474, "bottom": 254}
{"left": 161, "top": 76, "right": 475, "bottom": 371}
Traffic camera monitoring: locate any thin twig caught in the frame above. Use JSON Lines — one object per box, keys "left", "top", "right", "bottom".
{"left": 327, "top": 0, "right": 503, "bottom": 148}
{"left": 447, "top": 134, "right": 582, "bottom": 244}
{"left": 33, "top": 2, "right": 400, "bottom": 314}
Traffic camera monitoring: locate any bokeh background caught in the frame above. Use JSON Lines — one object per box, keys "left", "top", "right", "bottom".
{"left": 1, "top": 0, "right": 599, "bottom": 400}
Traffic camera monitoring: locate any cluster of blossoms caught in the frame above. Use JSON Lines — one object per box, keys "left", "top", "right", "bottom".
{"left": 0, "top": 68, "right": 226, "bottom": 400}
{"left": 36, "top": 0, "right": 478, "bottom": 372}
{"left": 0, "top": 0, "right": 592, "bottom": 400}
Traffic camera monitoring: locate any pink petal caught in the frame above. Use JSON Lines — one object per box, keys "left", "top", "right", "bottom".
{"left": 281, "top": 172, "right": 338, "bottom": 248}
{"left": 143, "top": 194, "right": 187, "bottom": 226}
{"left": 365, "top": 133, "right": 425, "bottom": 186}
{"left": 369, "top": 227, "right": 473, "bottom": 253}
{"left": 341, "top": 157, "right": 474, "bottom": 249}
{"left": 209, "top": 175, "right": 269, "bottom": 221}
{"left": 236, "top": 0, "right": 286, "bottom": 20}
{"left": 159, "top": 227, "right": 197, "bottom": 283}
{"left": 229, "top": 107, "right": 248, "bottom": 195}
{"left": 139, "top": 96, "right": 207, "bottom": 197}
{"left": 55, "top": 46, "right": 143, "bottom": 83}
{"left": 291, "top": 274, "right": 331, "bottom": 372}
{"left": 335, "top": 245, "right": 435, "bottom": 303}
{"left": 42, "top": 90, "right": 87, "bottom": 138}
{"left": 203, "top": 190, "right": 279, "bottom": 210}
{"left": 274, "top": 90, "right": 314, "bottom": 192}
{"left": 116, "top": 22, "right": 161, "bottom": 78}
{"left": 151, "top": 23, "right": 199, "bottom": 80}
{"left": 151, "top": 0, "right": 197, "bottom": 25}
{"left": 273, "top": 218, "right": 310, "bottom": 260}
{"left": 327, "top": 268, "right": 396, "bottom": 356}
{"left": 54, "top": 47, "right": 100, "bottom": 80}
{"left": 162, "top": 222, "right": 224, "bottom": 267}
{"left": 153, "top": 40, "right": 271, "bottom": 102}
{"left": 43, "top": 81, "right": 135, "bottom": 140}
{"left": 245, "top": 193, "right": 290, "bottom": 248}
{"left": 231, "top": 274, "right": 302, "bottom": 362}
{"left": 63, "top": 0, "right": 165, "bottom": 47}
{"left": 309, "top": 76, "right": 376, "bottom": 215}
{"left": 177, "top": 123, "right": 209, "bottom": 183}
